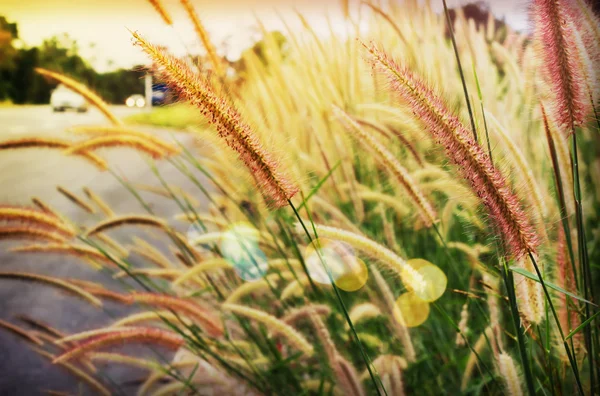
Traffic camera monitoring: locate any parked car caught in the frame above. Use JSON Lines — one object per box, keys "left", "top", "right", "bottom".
{"left": 151, "top": 83, "right": 173, "bottom": 106}
{"left": 126, "top": 94, "right": 146, "bottom": 108}
{"left": 50, "top": 84, "right": 88, "bottom": 112}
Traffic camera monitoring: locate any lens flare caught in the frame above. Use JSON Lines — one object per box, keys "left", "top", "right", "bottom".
{"left": 220, "top": 223, "right": 268, "bottom": 282}
{"left": 305, "top": 238, "right": 368, "bottom": 291}
{"left": 335, "top": 257, "right": 368, "bottom": 292}
{"left": 395, "top": 292, "right": 430, "bottom": 327}
{"left": 407, "top": 258, "right": 447, "bottom": 302}
{"left": 186, "top": 221, "right": 206, "bottom": 244}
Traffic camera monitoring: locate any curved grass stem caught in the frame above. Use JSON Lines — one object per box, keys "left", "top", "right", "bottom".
{"left": 288, "top": 199, "right": 385, "bottom": 396}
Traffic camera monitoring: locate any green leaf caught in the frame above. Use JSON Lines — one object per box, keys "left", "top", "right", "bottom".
{"left": 472, "top": 61, "right": 483, "bottom": 101}
{"left": 297, "top": 160, "right": 341, "bottom": 211}
{"left": 565, "top": 310, "right": 600, "bottom": 340}
{"left": 509, "top": 267, "right": 597, "bottom": 306}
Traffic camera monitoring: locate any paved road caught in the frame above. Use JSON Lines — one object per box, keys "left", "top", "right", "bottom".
{"left": 0, "top": 106, "right": 208, "bottom": 395}
{"left": 1, "top": 105, "right": 147, "bottom": 204}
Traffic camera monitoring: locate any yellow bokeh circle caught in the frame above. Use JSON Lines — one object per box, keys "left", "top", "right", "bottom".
{"left": 415, "top": 265, "right": 447, "bottom": 302}
{"left": 334, "top": 257, "right": 369, "bottom": 292}
{"left": 395, "top": 292, "right": 430, "bottom": 327}
{"left": 305, "top": 238, "right": 368, "bottom": 291}
{"left": 406, "top": 259, "right": 447, "bottom": 302}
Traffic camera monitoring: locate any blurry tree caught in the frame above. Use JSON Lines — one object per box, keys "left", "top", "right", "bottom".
{"left": 0, "top": 18, "right": 145, "bottom": 105}
{"left": 445, "top": 2, "right": 509, "bottom": 41}
{"left": 0, "top": 16, "right": 18, "bottom": 101}
{"left": 233, "top": 30, "right": 288, "bottom": 74}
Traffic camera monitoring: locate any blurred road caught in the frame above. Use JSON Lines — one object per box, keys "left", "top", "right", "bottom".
{"left": 0, "top": 105, "right": 208, "bottom": 395}
{"left": 2, "top": 105, "right": 141, "bottom": 135}
{"left": 1, "top": 105, "right": 147, "bottom": 204}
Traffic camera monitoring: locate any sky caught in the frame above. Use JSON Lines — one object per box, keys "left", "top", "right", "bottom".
{"left": 1, "top": 0, "right": 531, "bottom": 72}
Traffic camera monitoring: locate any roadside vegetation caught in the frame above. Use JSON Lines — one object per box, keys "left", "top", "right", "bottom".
{"left": 0, "top": 0, "right": 598, "bottom": 395}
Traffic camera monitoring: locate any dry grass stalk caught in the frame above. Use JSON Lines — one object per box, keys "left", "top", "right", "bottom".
{"left": 134, "top": 183, "right": 200, "bottom": 207}
{"left": 57, "top": 186, "right": 96, "bottom": 214}
{"left": 132, "top": 293, "right": 223, "bottom": 337}
{"left": 371, "top": 268, "right": 416, "bottom": 363}
{"left": 348, "top": 303, "right": 382, "bottom": 325}
{"left": 0, "top": 225, "right": 67, "bottom": 243}
{"left": 83, "top": 187, "right": 115, "bottom": 217}
{"left": 90, "top": 352, "right": 161, "bottom": 371}
{"left": 65, "top": 135, "right": 171, "bottom": 160}
{"left": 34, "top": 348, "right": 111, "bottom": 396}
{"left": 357, "top": 190, "right": 410, "bottom": 218}
{"left": 0, "top": 206, "right": 74, "bottom": 237}
{"left": 180, "top": 0, "right": 224, "bottom": 78}
{"left": 146, "top": 0, "right": 173, "bottom": 25}
{"left": 532, "top": 0, "right": 591, "bottom": 132}
{"left": 129, "top": 236, "right": 174, "bottom": 269}
{"left": 354, "top": 118, "right": 423, "bottom": 166}
{"left": 35, "top": 68, "right": 121, "bottom": 125}
{"left": 113, "top": 268, "right": 181, "bottom": 280}
{"left": 304, "top": 223, "right": 425, "bottom": 294}
{"left": 16, "top": 315, "right": 66, "bottom": 339}
{"left": 334, "top": 356, "right": 366, "bottom": 396}
{"left": 222, "top": 303, "right": 314, "bottom": 356}
{"left": 497, "top": 352, "right": 523, "bottom": 396}
{"left": 31, "top": 197, "right": 61, "bottom": 218}
{"left": 70, "top": 126, "right": 180, "bottom": 155}
{"left": 0, "top": 272, "right": 102, "bottom": 306}
{"left": 0, "top": 319, "right": 44, "bottom": 345}
{"left": 460, "top": 327, "right": 493, "bottom": 391}
{"left": 93, "top": 233, "right": 129, "bottom": 258}
{"left": 53, "top": 327, "right": 184, "bottom": 364}
{"left": 225, "top": 273, "right": 291, "bottom": 304}
{"left": 485, "top": 112, "right": 548, "bottom": 237}
{"left": 84, "top": 214, "right": 168, "bottom": 237}
{"left": 555, "top": 227, "right": 583, "bottom": 362}
{"left": 514, "top": 257, "right": 544, "bottom": 324}
{"left": 132, "top": 32, "right": 298, "bottom": 208}
{"left": 10, "top": 243, "right": 118, "bottom": 268}
{"left": 282, "top": 304, "right": 332, "bottom": 325}
{"left": 366, "top": 355, "right": 407, "bottom": 396}
{"left": 110, "top": 311, "right": 192, "bottom": 328}
{"left": 67, "top": 280, "right": 133, "bottom": 304}
{"left": 456, "top": 301, "right": 469, "bottom": 346}
{"left": 365, "top": 42, "right": 539, "bottom": 260}
{"left": 334, "top": 106, "right": 436, "bottom": 227}
{"left": 0, "top": 137, "right": 108, "bottom": 170}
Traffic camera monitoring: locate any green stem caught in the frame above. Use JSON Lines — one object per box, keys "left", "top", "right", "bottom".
{"left": 501, "top": 261, "right": 536, "bottom": 396}
{"left": 288, "top": 199, "right": 384, "bottom": 396}
{"left": 527, "top": 252, "right": 584, "bottom": 395}
{"left": 442, "top": 0, "right": 477, "bottom": 142}
{"left": 571, "top": 131, "right": 596, "bottom": 393}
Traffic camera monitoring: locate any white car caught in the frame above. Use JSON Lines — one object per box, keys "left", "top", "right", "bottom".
{"left": 50, "top": 84, "right": 88, "bottom": 112}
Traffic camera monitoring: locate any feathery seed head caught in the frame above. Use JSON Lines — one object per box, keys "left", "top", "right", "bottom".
{"left": 363, "top": 42, "right": 540, "bottom": 260}
{"left": 132, "top": 32, "right": 298, "bottom": 208}
{"left": 180, "top": 0, "right": 224, "bottom": 78}
{"left": 53, "top": 327, "right": 184, "bottom": 364}
{"left": 146, "top": 0, "right": 173, "bottom": 25}
{"left": 35, "top": 68, "right": 121, "bottom": 125}
{"left": 498, "top": 352, "right": 523, "bottom": 396}
{"left": 531, "top": 0, "right": 592, "bottom": 132}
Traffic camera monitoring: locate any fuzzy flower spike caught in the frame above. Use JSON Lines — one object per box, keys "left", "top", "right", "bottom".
{"left": 131, "top": 32, "right": 298, "bottom": 208}
{"left": 532, "top": 0, "right": 592, "bottom": 132}
{"left": 364, "top": 42, "right": 539, "bottom": 260}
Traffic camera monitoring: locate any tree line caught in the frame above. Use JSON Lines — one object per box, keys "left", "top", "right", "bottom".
{"left": 0, "top": 16, "right": 145, "bottom": 105}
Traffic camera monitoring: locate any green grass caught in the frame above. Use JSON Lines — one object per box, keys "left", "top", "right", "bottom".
{"left": 125, "top": 103, "right": 204, "bottom": 129}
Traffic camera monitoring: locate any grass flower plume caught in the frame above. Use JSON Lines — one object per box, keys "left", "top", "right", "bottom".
{"left": 364, "top": 42, "right": 540, "bottom": 260}
{"left": 531, "top": 0, "right": 591, "bottom": 132}
{"left": 132, "top": 31, "right": 299, "bottom": 208}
